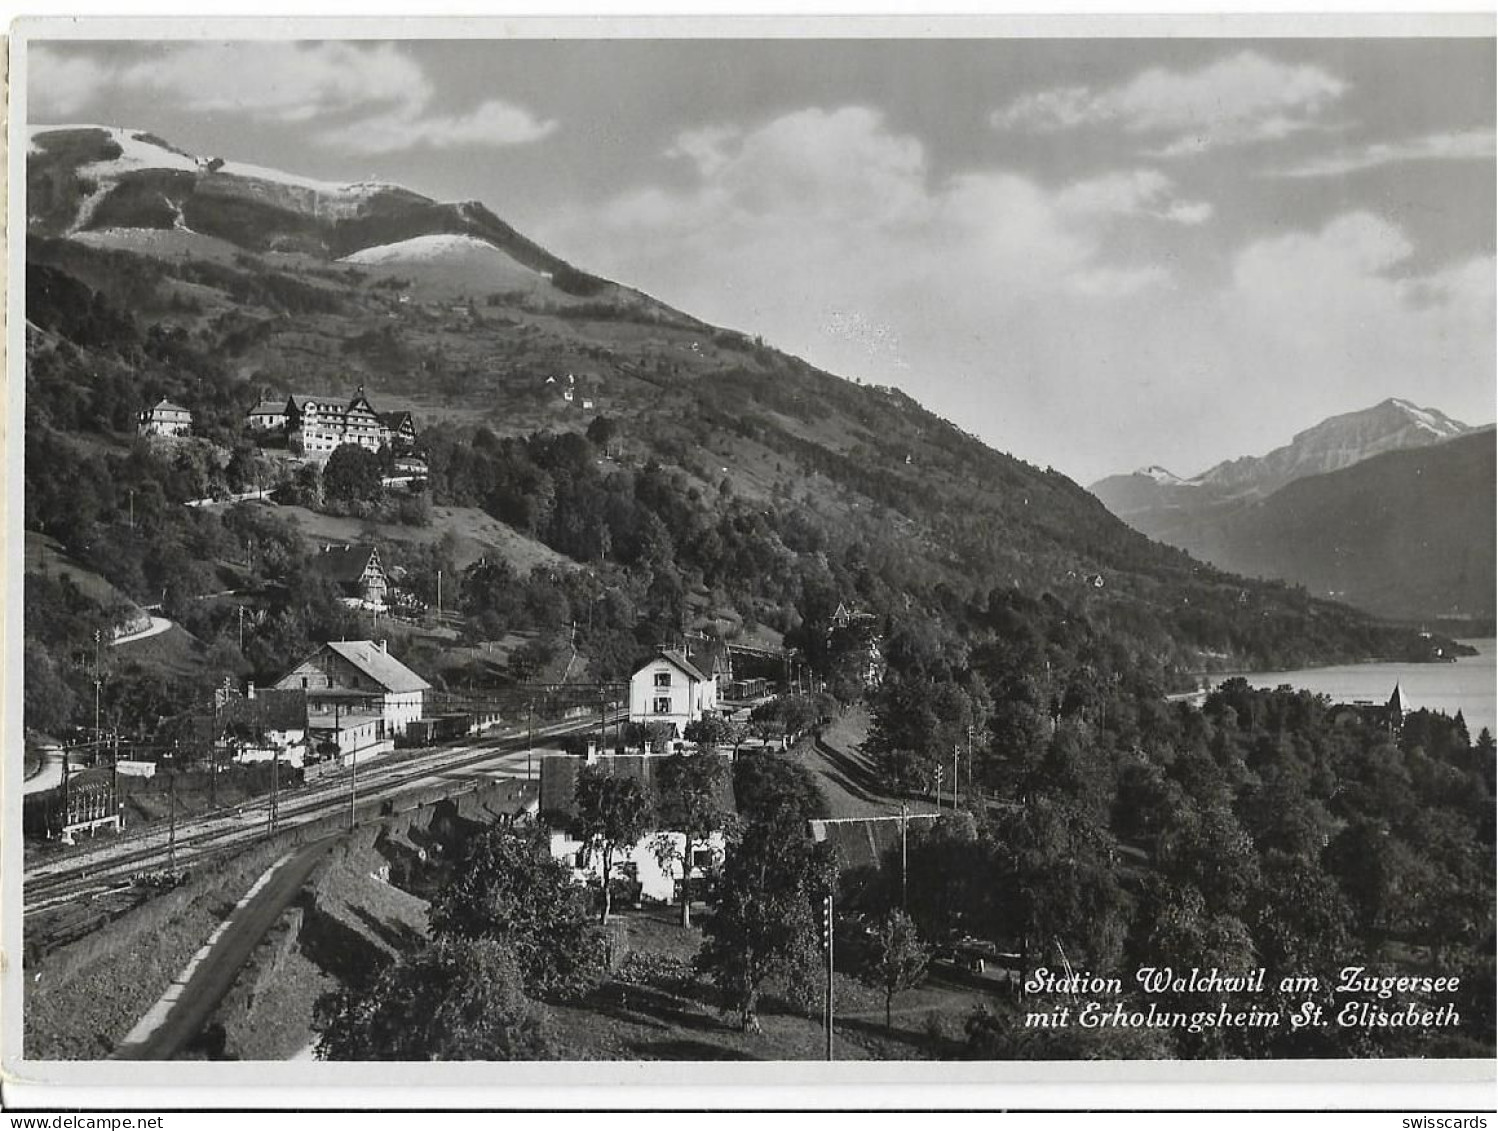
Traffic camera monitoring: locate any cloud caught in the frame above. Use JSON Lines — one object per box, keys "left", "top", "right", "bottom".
{"left": 1272, "top": 129, "right": 1496, "bottom": 177}
{"left": 318, "top": 99, "right": 558, "bottom": 155}
{"left": 563, "top": 107, "right": 1191, "bottom": 308}
{"left": 1056, "top": 169, "right": 1213, "bottom": 225}
{"left": 28, "top": 46, "right": 113, "bottom": 118}
{"left": 1220, "top": 212, "right": 1493, "bottom": 433}
{"left": 541, "top": 106, "right": 1489, "bottom": 484}
{"left": 117, "top": 42, "right": 428, "bottom": 123}
{"left": 27, "top": 42, "right": 556, "bottom": 155}
{"left": 993, "top": 51, "right": 1347, "bottom": 156}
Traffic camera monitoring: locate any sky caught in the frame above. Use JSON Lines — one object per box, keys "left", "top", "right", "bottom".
{"left": 24, "top": 29, "right": 1497, "bottom": 486}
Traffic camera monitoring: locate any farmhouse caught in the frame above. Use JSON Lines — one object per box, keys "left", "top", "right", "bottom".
{"left": 628, "top": 650, "right": 718, "bottom": 733}
{"left": 273, "top": 639, "right": 429, "bottom": 748}
{"left": 138, "top": 399, "right": 192, "bottom": 437}
{"left": 539, "top": 751, "right": 735, "bottom": 904}
{"left": 315, "top": 542, "right": 389, "bottom": 609}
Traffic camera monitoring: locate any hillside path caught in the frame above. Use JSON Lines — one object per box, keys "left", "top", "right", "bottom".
{"left": 799, "top": 707, "right": 940, "bottom": 821}
{"left": 112, "top": 836, "right": 337, "bottom": 1060}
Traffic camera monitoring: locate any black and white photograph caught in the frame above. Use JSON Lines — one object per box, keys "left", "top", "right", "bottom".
{"left": 5, "top": 15, "right": 1496, "bottom": 1108}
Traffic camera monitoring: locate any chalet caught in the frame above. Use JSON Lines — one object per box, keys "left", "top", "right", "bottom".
{"left": 342, "top": 390, "right": 383, "bottom": 451}
{"left": 378, "top": 411, "right": 418, "bottom": 451}
{"left": 539, "top": 751, "right": 735, "bottom": 904}
{"left": 247, "top": 400, "right": 289, "bottom": 432}
{"left": 315, "top": 543, "right": 389, "bottom": 609}
{"left": 628, "top": 650, "right": 718, "bottom": 733}
{"left": 138, "top": 399, "right": 192, "bottom": 437}
{"left": 273, "top": 639, "right": 429, "bottom": 746}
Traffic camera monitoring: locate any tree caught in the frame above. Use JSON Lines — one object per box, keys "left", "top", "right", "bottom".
{"left": 683, "top": 714, "right": 732, "bottom": 752}
{"left": 697, "top": 812, "right": 836, "bottom": 1031}
{"left": 426, "top": 825, "right": 603, "bottom": 1001}
{"left": 732, "top": 752, "right": 828, "bottom": 826}
{"left": 322, "top": 443, "right": 384, "bottom": 504}
{"left": 313, "top": 937, "right": 555, "bottom": 1061}
{"left": 653, "top": 752, "right": 733, "bottom": 926}
{"left": 859, "top": 909, "right": 930, "bottom": 1031}
{"left": 572, "top": 765, "right": 652, "bottom": 923}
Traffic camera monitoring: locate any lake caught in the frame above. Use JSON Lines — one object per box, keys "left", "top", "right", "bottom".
{"left": 1214, "top": 638, "right": 1497, "bottom": 739}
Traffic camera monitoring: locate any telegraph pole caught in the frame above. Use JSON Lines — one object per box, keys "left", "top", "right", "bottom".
{"left": 967, "top": 725, "right": 974, "bottom": 807}
{"left": 900, "top": 802, "right": 909, "bottom": 909}
{"left": 822, "top": 892, "right": 835, "bottom": 1061}
{"left": 269, "top": 747, "right": 280, "bottom": 836}
{"left": 93, "top": 628, "right": 102, "bottom": 751}
{"left": 527, "top": 698, "right": 535, "bottom": 780}
{"left": 168, "top": 774, "right": 177, "bottom": 870}
{"left": 111, "top": 731, "right": 120, "bottom": 832}
{"left": 953, "top": 745, "right": 960, "bottom": 811}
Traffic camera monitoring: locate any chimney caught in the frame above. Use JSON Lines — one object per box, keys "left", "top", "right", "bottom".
{"left": 247, "top": 681, "right": 257, "bottom": 700}
{"left": 378, "top": 639, "right": 387, "bottom": 653}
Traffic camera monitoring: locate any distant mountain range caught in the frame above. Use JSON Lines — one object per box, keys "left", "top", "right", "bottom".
{"left": 1092, "top": 401, "right": 1495, "bottom": 623}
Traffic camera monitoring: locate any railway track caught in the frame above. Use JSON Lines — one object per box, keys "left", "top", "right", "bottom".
{"left": 24, "top": 711, "right": 625, "bottom": 919}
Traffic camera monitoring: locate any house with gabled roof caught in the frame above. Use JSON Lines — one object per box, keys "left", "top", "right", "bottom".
{"left": 273, "top": 639, "right": 430, "bottom": 748}
{"left": 628, "top": 649, "right": 718, "bottom": 733}
{"left": 139, "top": 398, "right": 192, "bottom": 437}
{"left": 247, "top": 399, "right": 289, "bottom": 433}
{"left": 378, "top": 410, "right": 418, "bottom": 451}
{"left": 315, "top": 542, "right": 389, "bottom": 609}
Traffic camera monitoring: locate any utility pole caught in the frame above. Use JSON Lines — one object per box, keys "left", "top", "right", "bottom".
{"left": 111, "top": 731, "right": 120, "bottom": 832}
{"left": 60, "top": 749, "right": 71, "bottom": 836}
{"left": 238, "top": 605, "right": 246, "bottom": 653}
{"left": 93, "top": 628, "right": 102, "bottom": 750}
{"left": 168, "top": 774, "right": 177, "bottom": 871}
{"left": 436, "top": 569, "right": 442, "bottom": 621}
{"left": 953, "top": 745, "right": 960, "bottom": 812}
{"left": 128, "top": 489, "right": 134, "bottom": 530}
{"left": 900, "top": 802, "right": 909, "bottom": 909}
{"left": 822, "top": 892, "right": 835, "bottom": 1061}
{"left": 349, "top": 746, "right": 358, "bottom": 831}
{"left": 967, "top": 725, "right": 974, "bottom": 807}
{"left": 269, "top": 746, "right": 280, "bottom": 836}
{"left": 527, "top": 698, "right": 535, "bottom": 780}
{"left": 210, "top": 690, "right": 221, "bottom": 809}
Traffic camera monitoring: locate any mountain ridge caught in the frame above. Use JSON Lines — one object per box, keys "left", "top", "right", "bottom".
{"left": 23, "top": 123, "right": 1459, "bottom": 690}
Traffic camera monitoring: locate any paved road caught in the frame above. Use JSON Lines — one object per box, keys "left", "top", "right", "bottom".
{"left": 23, "top": 750, "right": 66, "bottom": 795}
{"left": 112, "top": 836, "right": 338, "bottom": 1060}
{"left": 110, "top": 614, "right": 174, "bottom": 647}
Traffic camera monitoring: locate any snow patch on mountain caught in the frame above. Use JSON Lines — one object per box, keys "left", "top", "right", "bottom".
{"left": 1134, "top": 465, "right": 1191, "bottom": 486}
{"left": 1388, "top": 398, "right": 1466, "bottom": 439}
{"left": 30, "top": 124, "right": 405, "bottom": 214}
{"left": 341, "top": 233, "right": 524, "bottom": 267}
